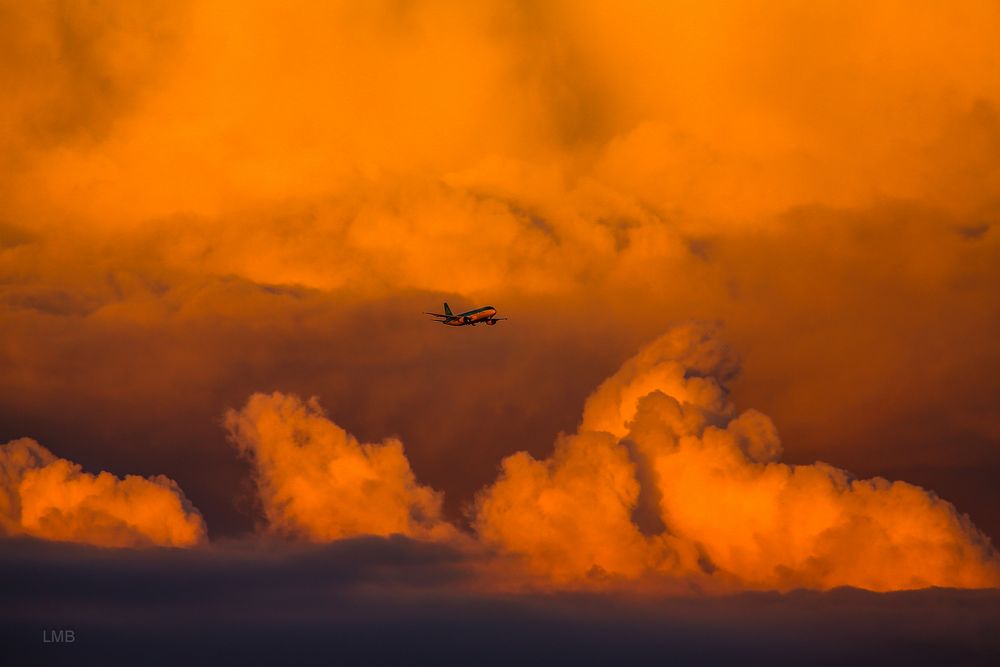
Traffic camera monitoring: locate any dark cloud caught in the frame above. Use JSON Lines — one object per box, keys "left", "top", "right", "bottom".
{"left": 1, "top": 536, "right": 998, "bottom": 666}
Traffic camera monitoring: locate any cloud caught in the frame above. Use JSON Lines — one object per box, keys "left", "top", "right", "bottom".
{"left": 6, "top": 320, "right": 993, "bottom": 591}
{"left": 473, "top": 429, "right": 670, "bottom": 583}
{"left": 2, "top": 536, "right": 999, "bottom": 666}
{"left": 0, "top": 437, "right": 205, "bottom": 547}
{"left": 580, "top": 323, "right": 740, "bottom": 439}
{"left": 225, "top": 392, "right": 455, "bottom": 541}
{"left": 474, "top": 324, "right": 1000, "bottom": 591}
{"left": 0, "top": 0, "right": 997, "bottom": 575}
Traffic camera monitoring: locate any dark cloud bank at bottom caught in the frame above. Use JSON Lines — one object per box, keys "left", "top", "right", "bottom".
{"left": 1, "top": 536, "right": 998, "bottom": 667}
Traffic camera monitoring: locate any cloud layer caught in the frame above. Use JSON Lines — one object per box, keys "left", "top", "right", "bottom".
{"left": 4, "top": 320, "right": 996, "bottom": 591}
{"left": 5, "top": 537, "right": 999, "bottom": 666}
{"left": 0, "top": 0, "right": 998, "bottom": 596}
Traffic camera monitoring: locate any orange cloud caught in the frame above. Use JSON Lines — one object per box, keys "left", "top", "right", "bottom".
{"left": 474, "top": 324, "right": 1000, "bottom": 591}
{"left": 0, "top": 0, "right": 997, "bottom": 591}
{"left": 473, "top": 429, "right": 664, "bottom": 583}
{"left": 225, "top": 392, "right": 455, "bottom": 541}
{"left": 3, "top": 324, "right": 996, "bottom": 592}
{"left": 0, "top": 437, "right": 205, "bottom": 547}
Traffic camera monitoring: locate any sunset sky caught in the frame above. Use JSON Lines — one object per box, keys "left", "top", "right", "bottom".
{"left": 2, "top": 0, "right": 999, "bottom": 663}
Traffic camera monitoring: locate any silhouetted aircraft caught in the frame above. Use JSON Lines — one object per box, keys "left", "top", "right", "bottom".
{"left": 424, "top": 302, "right": 507, "bottom": 326}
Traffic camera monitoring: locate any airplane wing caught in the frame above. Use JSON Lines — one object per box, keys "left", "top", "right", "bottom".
{"left": 423, "top": 312, "right": 452, "bottom": 318}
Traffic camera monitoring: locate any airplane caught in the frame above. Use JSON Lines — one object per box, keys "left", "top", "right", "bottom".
{"left": 424, "top": 302, "right": 508, "bottom": 326}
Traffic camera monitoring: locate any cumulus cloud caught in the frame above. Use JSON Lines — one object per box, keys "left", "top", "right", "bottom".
{"left": 473, "top": 429, "right": 670, "bottom": 583}
{"left": 225, "top": 392, "right": 455, "bottom": 541}
{"left": 580, "top": 323, "right": 740, "bottom": 439}
{"left": 474, "top": 324, "right": 1000, "bottom": 591}
{"left": 3, "top": 323, "right": 997, "bottom": 592}
{"left": 0, "top": 437, "right": 205, "bottom": 547}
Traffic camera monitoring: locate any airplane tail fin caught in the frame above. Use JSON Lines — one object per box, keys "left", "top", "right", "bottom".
{"left": 444, "top": 302, "right": 453, "bottom": 317}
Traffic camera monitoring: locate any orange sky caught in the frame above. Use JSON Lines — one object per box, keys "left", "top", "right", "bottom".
{"left": 1, "top": 0, "right": 999, "bottom": 592}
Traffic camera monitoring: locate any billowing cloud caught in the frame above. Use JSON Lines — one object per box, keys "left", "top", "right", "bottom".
{"left": 474, "top": 324, "right": 1000, "bottom": 591}
{"left": 0, "top": 437, "right": 205, "bottom": 547}
{"left": 225, "top": 392, "right": 455, "bottom": 541}
{"left": 580, "top": 323, "right": 740, "bottom": 439}
{"left": 473, "top": 429, "right": 671, "bottom": 583}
